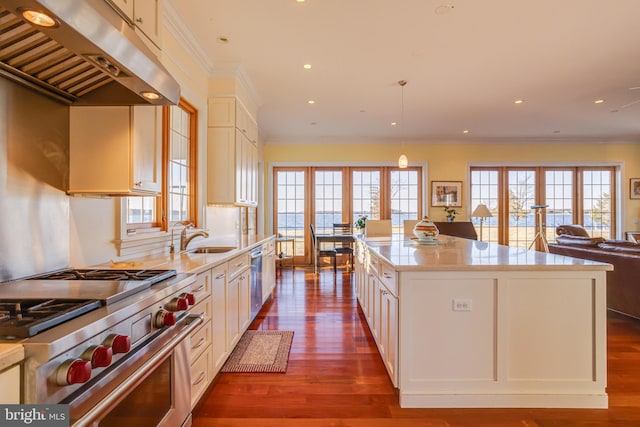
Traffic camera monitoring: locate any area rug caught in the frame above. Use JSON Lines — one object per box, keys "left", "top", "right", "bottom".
{"left": 221, "top": 330, "right": 294, "bottom": 373}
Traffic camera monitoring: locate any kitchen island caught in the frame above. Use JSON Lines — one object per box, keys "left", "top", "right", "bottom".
{"left": 354, "top": 235, "right": 611, "bottom": 409}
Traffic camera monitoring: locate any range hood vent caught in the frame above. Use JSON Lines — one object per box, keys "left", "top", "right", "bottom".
{"left": 0, "top": 0, "right": 180, "bottom": 105}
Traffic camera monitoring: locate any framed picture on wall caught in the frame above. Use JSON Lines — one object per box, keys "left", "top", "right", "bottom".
{"left": 631, "top": 178, "right": 640, "bottom": 199}
{"left": 431, "top": 181, "right": 462, "bottom": 207}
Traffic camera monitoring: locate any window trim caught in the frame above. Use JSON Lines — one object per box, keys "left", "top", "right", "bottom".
{"left": 116, "top": 98, "right": 199, "bottom": 256}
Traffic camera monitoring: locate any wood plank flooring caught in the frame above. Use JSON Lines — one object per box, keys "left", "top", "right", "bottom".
{"left": 193, "top": 267, "right": 640, "bottom": 427}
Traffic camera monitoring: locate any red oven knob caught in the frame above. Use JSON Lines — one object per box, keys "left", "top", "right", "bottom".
{"left": 180, "top": 293, "right": 196, "bottom": 305}
{"left": 166, "top": 297, "right": 188, "bottom": 312}
{"left": 82, "top": 345, "right": 113, "bottom": 368}
{"left": 56, "top": 359, "right": 92, "bottom": 386}
{"left": 104, "top": 334, "right": 131, "bottom": 354}
{"left": 155, "top": 310, "right": 177, "bottom": 328}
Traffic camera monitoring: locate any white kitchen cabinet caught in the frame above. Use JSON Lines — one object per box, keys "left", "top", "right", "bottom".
{"left": 69, "top": 106, "right": 161, "bottom": 196}
{"left": 108, "top": 0, "right": 163, "bottom": 50}
{"left": 207, "top": 97, "right": 258, "bottom": 206}
{"left": 190, "top": 345, "right": 211, "bottom": 408}
{"left": 355, "top": 245, "right": 399, "bottom": 387}
{"left": 225, "top": 253, "right": 250, "bottom": 349}
{"left": 262, "top": 238, "right": 276, "bottom": 303}
{"left": 211, "top": 264, "right": 228, "bottom": 373}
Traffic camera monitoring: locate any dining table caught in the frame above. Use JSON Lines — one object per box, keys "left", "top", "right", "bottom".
{"left": 314, "top": 233, "right": 356, "bottom": 273}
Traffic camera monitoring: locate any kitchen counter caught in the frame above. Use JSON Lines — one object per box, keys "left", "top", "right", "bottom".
{"left": 100, "top": 234, "right": 274, "bottom": 275}
{"left": 0, "top": 343, "right": 24, "bottom": 370}
{"left": 364, "top": 234, "right": 613, "bottom": 271}
{"left": 355, "top": 235, "right": 609, "bottom": 409}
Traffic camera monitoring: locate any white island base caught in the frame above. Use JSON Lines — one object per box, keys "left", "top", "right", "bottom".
{"left": 355, "top": 236, "right": 609, "bottom": 409}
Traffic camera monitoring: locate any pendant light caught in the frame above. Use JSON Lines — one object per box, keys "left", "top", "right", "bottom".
{"left": 398, "top": 80, "right": 408, "bottom": 168}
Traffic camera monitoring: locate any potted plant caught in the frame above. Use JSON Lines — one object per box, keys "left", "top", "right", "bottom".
{"left": 443, "top": 206, "right": 458, "bottom": 222}
{"left": 354, "top": 215, "right": 367, "bottom": 233}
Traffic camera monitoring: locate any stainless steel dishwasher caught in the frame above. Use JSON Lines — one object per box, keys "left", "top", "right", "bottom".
{"left": 250, "top": 247, "right": 263, "bottom": 320}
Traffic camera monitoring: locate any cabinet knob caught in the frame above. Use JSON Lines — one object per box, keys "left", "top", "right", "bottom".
{"left": 134, "top": 181, "right": 142, "bottom": 187}
{"left": 136, "top": 17, "right": 143, "bottom": 24}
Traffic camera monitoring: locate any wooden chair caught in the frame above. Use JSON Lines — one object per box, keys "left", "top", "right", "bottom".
{"left": 403, "top": 219, "right": 419, "bottom": 237}
{"left": 364, "top": 219, "right": 392, "bottom": 237}
{"left": 332, "top": 223, "right": 354, "bottom": 268}
{"left": 309, "top": 224, "right": 337, "bottom": 274}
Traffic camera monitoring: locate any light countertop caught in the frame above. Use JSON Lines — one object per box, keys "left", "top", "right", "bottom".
{"left": 364, "top": 234, "right": 613, "bottom": 272}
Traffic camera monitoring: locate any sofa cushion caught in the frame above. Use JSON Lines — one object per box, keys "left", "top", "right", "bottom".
{"left": 597, "top": 240, "right": 640, "bottom": 253}
{"left": 556, "top": 224, "right": 590, "bottom": 237}
{"left": 556, "top": 234, "right": 605, "bottom": 247}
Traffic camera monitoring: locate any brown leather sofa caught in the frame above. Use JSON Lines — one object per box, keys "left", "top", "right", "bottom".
{"left": 433, "top": 221, "right": 478, "bottom": 240}
{"left": 548, "top": 224, "right": 640, "bottom": 320}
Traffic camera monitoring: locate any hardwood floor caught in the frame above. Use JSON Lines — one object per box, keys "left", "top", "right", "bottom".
{"left": 193, "top": 267, "right": 640, "bottom": 426}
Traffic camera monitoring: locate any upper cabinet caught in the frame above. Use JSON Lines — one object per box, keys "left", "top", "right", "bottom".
{"left": 108, "top": 0, "right": 163, "bottom": 51}
{"left": 207, "top": 97, "right": 258, "bottom": 206}
{"left": 69, "top": 106, "right": 162, "bottom": 196}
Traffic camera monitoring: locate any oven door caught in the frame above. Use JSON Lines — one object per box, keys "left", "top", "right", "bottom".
{"left": 64, "top": 313, "right": 203, "bottom": 427}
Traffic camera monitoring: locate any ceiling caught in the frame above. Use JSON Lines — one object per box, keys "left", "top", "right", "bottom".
{"left": 168, "top": 0, "right": 640, "bottom": 144}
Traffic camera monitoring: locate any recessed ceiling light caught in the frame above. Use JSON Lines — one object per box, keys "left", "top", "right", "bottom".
{"left": 463, "top": 130, "right": 470, "bottom": 134}
{"left": 514, "top": 99, "right": 524, "bottom": 104}
{"left": 20, "top": 9, "right": 58, "bottom": 27}
{"left": 303, "top": 64, "right": 312, "bottom": 69}
{"left": 141, "top": 91, "right": 161, "bottom": 100}
{"left": 310, "top": 122, "right": 317, "bottom": 125}
{"left": 594, "top": 99, "right": 605, "bottom": 104}
{"left": 391, "top": 122, "right": 397, "bottom": 126}
{"left": 296, "top": 0, "right": 305, "bottom": 3}
{"left": 307, "top": 100, "right": 315, "bottom": 104}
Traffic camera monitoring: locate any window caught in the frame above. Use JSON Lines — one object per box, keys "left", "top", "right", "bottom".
{"left": 275, "top": 169, "right": 305, "bottom": 257}
{"left": 166, "top": 101, "right": 197, "bottom": 225}
{"left": 470, "top": 166, "right": 616, "bottom": 248}
{"left": 123, "top": 99, "right": 198, "bottom": 235}
{"left": 273, "top": 166, "right": 422, "bottom": 262}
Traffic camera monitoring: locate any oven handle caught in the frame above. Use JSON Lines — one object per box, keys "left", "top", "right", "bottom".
{"left": 72, "top": 313, "right": 204, "bottom": 427}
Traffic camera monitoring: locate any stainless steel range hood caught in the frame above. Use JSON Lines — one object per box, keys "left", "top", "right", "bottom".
{"left": 0, "top": 0, "right": 180, "bottom": 105}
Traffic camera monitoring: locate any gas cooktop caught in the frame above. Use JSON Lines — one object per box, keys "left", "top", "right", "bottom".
{"left": 0, "top": 299, "right": 102, "bottom": 338}
{"left": 30, "top": 268, "right": 177, "bottom": 284}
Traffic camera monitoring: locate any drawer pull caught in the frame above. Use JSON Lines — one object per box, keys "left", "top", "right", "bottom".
{"left": 192, "top": 337, "right": 206, "bottom": 349}
{"left": 192, "top": 371, "right": 206, "bottom": 386}
{"left": 215, "top": 273, "right": 226, "bottom": 280}
{"left": 234, "top": 262, "right": 245, "bottom": 268}
{"left": 383, "top": 273, "right": 393, "bottom": 279}
{"left": 194, "top": 285, "right": 205, "bottom": 292}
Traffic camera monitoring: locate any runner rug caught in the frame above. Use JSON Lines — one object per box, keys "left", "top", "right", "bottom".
{"left": 221, "top": 330, "right": 294, "bottom": 373}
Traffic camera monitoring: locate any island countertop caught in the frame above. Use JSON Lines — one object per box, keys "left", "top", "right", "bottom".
{"left": 362, "top": 234, "right": 613, "bottom": 272}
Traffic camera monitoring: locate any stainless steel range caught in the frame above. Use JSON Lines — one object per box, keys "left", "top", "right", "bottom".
{"left": 0, "top": 268, "right": 203, "bottom": 427}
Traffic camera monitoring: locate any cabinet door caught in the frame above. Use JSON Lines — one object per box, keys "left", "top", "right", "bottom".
{"left": 226, "top": 275, "right": 240, "bottom": 349}
{"left": 208, "top": 98, "right": 236, "bottom": 127}
{"left": 132, "top": 106, "right": 161, "bottom": 193}
{"left": 212, "top": 264, "right": 228, "bottom": 372}
{"left": 110, "top": 0, "right": 134, "bottom": 19}
{"left": 380, "top": 288, "right": 398, "bottom": 386}
{"left": 235, "top": 130, "right": 245, "bottom": 204}
{"left": 207, "top": 127, "right": 236, "bottom": 204}
{"left": 133, "top": 0, "right": 162, "bottom": 48}
{"left": 238, "top": 271, "right": 251, "bottom": 331}
{"left": 262, "top": 250, "right": 275, "bottom": 302}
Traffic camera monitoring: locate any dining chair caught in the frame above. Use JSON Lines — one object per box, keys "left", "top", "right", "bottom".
{"left": 403, "top": 219, "right": 419, "bottom": 237}
{"left": 332, "top": 223, "right": 354, "bottom": 269}
{"left": 309, "top": 224, "right": 337, "bottom": 274}
{"left": 364, "top": 219, "right": 392, "bottom": 237}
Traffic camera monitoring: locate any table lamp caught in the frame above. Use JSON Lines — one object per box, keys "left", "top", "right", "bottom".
{"left": 472, "top": 204, "right": 493, "bottom": 241}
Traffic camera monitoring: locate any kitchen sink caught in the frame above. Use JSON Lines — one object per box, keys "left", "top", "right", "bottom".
{"left": 189, "top": 246, "right": 237, "bottom": 254}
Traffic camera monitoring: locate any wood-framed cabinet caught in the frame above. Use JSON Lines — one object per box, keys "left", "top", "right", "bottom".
{"left": 107, "top": 0, "right": 163, "bottom": 51}
{"left": 69, "top": 105, "right": 161, "bottom": 196}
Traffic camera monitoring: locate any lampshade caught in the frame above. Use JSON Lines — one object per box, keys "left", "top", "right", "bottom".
{"left": 398, "top": 153, "right": 408, "bottom": 168}
{"left": 472, "top": 204, "right": 492, "bottom": 218}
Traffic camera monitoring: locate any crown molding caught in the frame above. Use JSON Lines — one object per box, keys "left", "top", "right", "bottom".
{"left": 163, "top": 1, "right": 213, "bottom": 76}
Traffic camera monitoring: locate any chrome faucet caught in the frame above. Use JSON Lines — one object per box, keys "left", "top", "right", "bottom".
{"left": 180, "top": 226, "right": 209, "bottom": 251}
{"left": 169, "top": 221, "right": 190, "bottom": 254}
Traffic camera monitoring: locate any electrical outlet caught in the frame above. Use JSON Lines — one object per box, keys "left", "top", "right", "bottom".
{"left": 452, "top": 298, "right": 472, "bottom": 312}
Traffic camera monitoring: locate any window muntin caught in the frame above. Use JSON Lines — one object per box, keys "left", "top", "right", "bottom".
{"left": 390, "top": 169, "right": 419, "bottom": 233}
{"left": 352, "top": 170, "right": 381, "bottom": 223}
{"left": 315, "top": 170, "right": 343, "bottom": 235}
